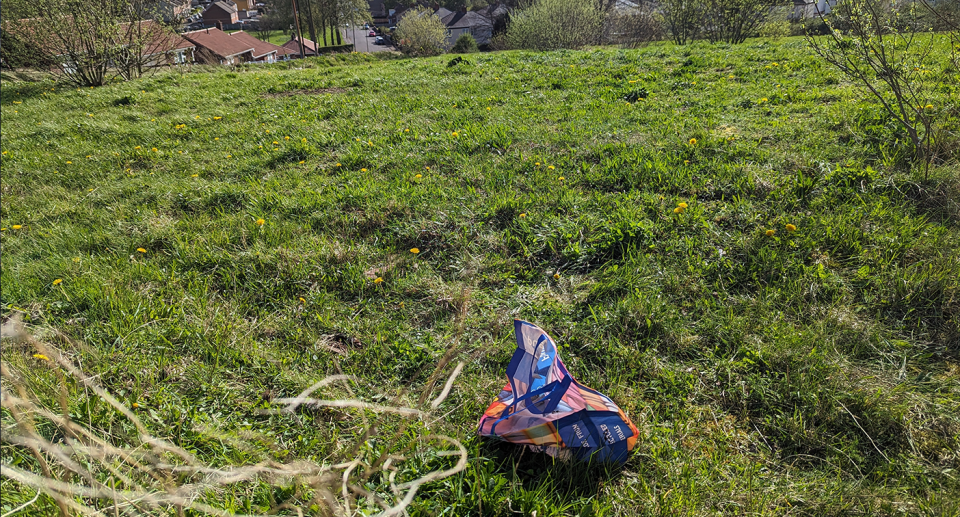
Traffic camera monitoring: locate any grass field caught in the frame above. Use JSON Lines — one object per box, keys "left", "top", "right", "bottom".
{"left": 2, "top": 37, "right": 959, "bottom": 515}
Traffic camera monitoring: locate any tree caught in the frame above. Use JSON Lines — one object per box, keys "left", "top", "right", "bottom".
{"left": 807, "top": 0, "right": 948, "bottom": 174}
{"left": 504, "top": 0, "right": 603, "bottom": 50}
{"left": 701, "top": 0, "right": 786, "bottom": 44}
{"left": 657, "top": 0, "right": 705, "bottom": 44}
{"left": 395, "top": 6, "right": 448, "bottom": 56}
{"left": 2, "top": 0, "right": 178, "bottom": 86}
{"left": 604, "top": 0, "right": 665, "bottom": 47}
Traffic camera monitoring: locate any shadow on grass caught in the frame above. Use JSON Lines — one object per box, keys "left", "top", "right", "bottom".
{"left": 480, "top": 440, "right": 626, "bottom": 497}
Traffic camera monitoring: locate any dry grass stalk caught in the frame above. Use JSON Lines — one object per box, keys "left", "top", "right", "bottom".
{"left": 0, "top": 314, "right": 467, "bottom": 516}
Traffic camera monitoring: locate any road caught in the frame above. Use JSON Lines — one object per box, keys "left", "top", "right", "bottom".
{"left": 343, "top": 27, "right": 395, "bottom": 53}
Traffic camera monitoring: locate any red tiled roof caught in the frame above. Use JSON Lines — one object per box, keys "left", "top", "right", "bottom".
{"left": 229, "top": 30, "right": 286, "bottom": 58}
{"left": 182, "top": 27, "right": 254, "bottom": 59}
{"left": 281, "top": 36, "right": 319, "bottom": 56}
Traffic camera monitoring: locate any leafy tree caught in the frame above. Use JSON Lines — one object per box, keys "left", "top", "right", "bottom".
{"left": 505, "top": 0, "right": 603, "bottom": 50}
{"left": 395, "top": 6, "right": 448, "bottom": 56}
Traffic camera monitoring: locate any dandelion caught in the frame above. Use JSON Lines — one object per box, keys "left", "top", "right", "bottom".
{"left": 213, "top": 116, "right": 222, "bottom": 120}
{"left": 33, "top": 353, "right": 50, "bottom": 361}
{"left": 404, "top": 128, "right": 410, "bottom": 132}
{"left": 677, "top": 202, "right": 688, "bottom": 209}
{"left": 299, "top": 297, "right": 306, "bottom": 303}
{"left": 191, "top": 174, "right": 199, "bottom": 178}
{"left": 729, "top": 75, "right": 735, "bottom": 79}
{"left": 535, "top": 162, "right": 540, "bottom": 166}
{"left": 925, "top": 104, "right": 934, "bottom": 109}
{"left": 519, "top": 213, "right": 527, "bottom": 218}
{"left": 215, "top": 137, "right": 219, "bottom": 141}
{"left": 135, "top": 146, "right": 142, "bottom": 150}
{"left": 548, "top": 165, "right": 555, "bottom": 170}
{"left": 137, "top": 248, "right": 147, "bottom": 253}
{"left": 785, "top": 223, "right": 797, "bottom": 232}
{"left": 227, "top": 155, "right": 232, "bottom": 158}
{"left": 553, "top": 273, "right": 561, "bottom": 279}
{"left": 66, "top": 161, "right": 72, "bottom": 164}
{"left": 132, "top": 403, "right": 139, "bottom": 409}
{"left": 425, "top": 166, "right": 430, "bottom": 170}
{"left": 299, "top": 160, "right": 305, "bottom": 164}
{"left": 195, "top": 115, "right": 200, "bottom": 119}
{"left": 52, "top": 278, "right": 62, "bottom": 286}
{"left": 410, "top": 248, "right": 420, "bottom": 254}
{"left": 368, "top": 141, "right": 373, "bottom": 146}
{"left": 415, "top": 174, "right": 422, "bottom": 179}
{"left": 361, "top": 168, "right": 368, "bottom": 172}
{"left": 256, "top": 218, "right": 265, "bottom": 226}
{"left": 285, "top": 136, "right": 291, "bottom": 140}
{"left": 558, "top": 176, "right": 565, "bottom": 181}
{"left": 451, "top": 132, "right": 459, "bottom": 137}
{"left": 689, "top": 138, "right": 697, "bottom": 145}
{"left": 12, "top": 225, "right": 22, "bottom": 230}
{"left": 272, "top": 141, "right": 279, "bottom": 145}
{"left": 684, "top": 160, "right": 690, "bottom": 165}
{"left": 766, "top": 229, "right": 776, "bottom": 236}
{"left": 374, "top": 277, "right": 384, "bottom": 284}
{"left": 87, "top": 188, "right": 93, "bottom": 192}
{"left": 152, "top": 147, "right": 158, "bottom": 152}
{"left": 0, "top": 228, "right": 5, "bottom": 231}
{"left": 760, "top": 98, "right": 768, "bottom": 103}
{"left": 674, "top": 207, "right": 684, "bottom": 214}
{"left": 336, "top": 163, "right": 341, "bottom": 167}
{"left": 302, "top": 138, "right": 307, "bottom": 143}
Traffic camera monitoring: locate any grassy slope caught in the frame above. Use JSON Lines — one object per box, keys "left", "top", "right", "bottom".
{"left": 2, "top": 38, "right": 959, "bottom": 515}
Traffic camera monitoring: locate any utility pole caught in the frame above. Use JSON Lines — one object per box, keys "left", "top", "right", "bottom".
{"left": 290, "top": 0, "right": 306, "bottom": 58}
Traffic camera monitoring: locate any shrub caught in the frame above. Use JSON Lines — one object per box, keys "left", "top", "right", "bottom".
{"left": 450, "top": 33, "right": 479, "bottom": 53}
{"left": 395, "top": 6, "right": 449, "bottom": 57}
{"left": 504, "top": 0, "right": 603, "bottom": 51}
{"left": 701, "top": 0, "right": 787, "bottom": 44}
{"left": 658, "top": 0, "right": 704, "bottom": 45}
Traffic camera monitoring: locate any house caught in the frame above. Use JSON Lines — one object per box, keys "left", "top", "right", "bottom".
{"left": 182, "top": 27, "right": 254, "bottom": 64}
{"left": 439, "top": 10, "right": 494, "bottom": 47}
{"left": 281, "top": 35, "right": 320, "bottom": 57}
{"left": 791, "top": 0, "right": 837, "bottom": 19}
{"left": 138, "top": 21, "right": 196, "bottom": 65}
{"left": 369, "top": 0, "right": 389, "bottom": 24}
{"left": 229, "top": 30, "right": 291, "bottom": 62}
{"left": 150, "top": 0, "right": 192, "bottom": 22}
{"left": 234, "top": 0, "right": 256, "bottom": 9}
{"left": 202, "top": 1, "right": 240, "bottom": 26}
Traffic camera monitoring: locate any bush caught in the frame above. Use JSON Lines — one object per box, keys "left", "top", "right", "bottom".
{"left": 505, "top": 0, "right": 603, "bottom": 50}
{"left": 450, "top": 33, "right": 479, "bottom": 53}
{"left": 395, "top": 6, "right": 449, "bottom": 57}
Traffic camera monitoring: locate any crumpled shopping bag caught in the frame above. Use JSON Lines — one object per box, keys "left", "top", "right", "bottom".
{"left": 478, "top": 320, "right": 638, "bottom": 464}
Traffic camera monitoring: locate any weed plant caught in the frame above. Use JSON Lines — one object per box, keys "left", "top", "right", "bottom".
{"left": 2, "top": 38, "right": 959, "bottom": 515}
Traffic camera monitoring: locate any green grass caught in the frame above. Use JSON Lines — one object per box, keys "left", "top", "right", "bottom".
{"left": 227, "top": 27, "right": 346, "bottom": 48}
{"left": 2, "top": 37, "right": 959, "bottom": 515}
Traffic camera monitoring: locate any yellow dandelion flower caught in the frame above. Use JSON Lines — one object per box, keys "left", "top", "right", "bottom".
{"left": 729, "top": 75, "right": 736, "bottom": 79}
{"left": 684, "top": 160, "right": 690, "bottom": 165}
{"left": 404, "top": 128, "right": 410, "bottom": 132}
{"left": 689, "top": 138, "right": 697, "bottom": 145}
{"left": 135, "top": 146, "right": 141, "bottom": 150}
{"left": 132, "top": 403, "right": 139, "bottom": 408}
{"left": 368, "top": 141, "right": 373, "bottom": 146}
{"left": 214, "top": 116, "right": 222, "bottom": 120}
{"left": 272, "top": 141, "right": 279, "bottom": 145}
{"left": 410, "top": 248, "right": 420, "bottom": 254}
{"left": 765, "top": 229, "right": 776, "bottom": 236}
{"left": 33, "top": 353, "right": 50, "bottom": 361}
{"left": 374, "top": 277, "right": 384, "bottom": 284}
{"left": 195, "top": 115, "right": 200, "bottom": 119}
{"left": 785, "top": 223, "right": 797, "bottom": 232}
{"left": 336, "top": 163, "right": 342, "bottom": 167}
{"left": 256, "top": 218, "right": 265, "bottom": 226}
{"left": 0, "top": 227, "right": 6, "bottom": 231}
{"left": 558, "top": 176, "right": 565, "bottom": 181}
{"left": 52, "top": 278, "right": 62, "bottom": 285}
{"left": 299, "top": 297, "right": 306, "bottom": 303}
{"left": 299, "top": 160, "right": 305, "bottom": 164}
{"left": 151, "top": 147, "right": 158, "bottom": 152}
{"left": 361, "top": 168, "right": 368, "bottom": 172}
{"left": 925, "top": 104, "right": 934, "bottom": 109}
{"left": 66, "top": 161, "right": 72, "bottom": 164}
{"left": 677, "top": 202, "right": 688, "bottom": 209}
{"left": 227, "top": 155, "right": 232, "bottom": 158}
{"left": 302, "top": 138, "right": 307, "bottom": 143}
{"left": 415, "top": 174, "right": 422, "bottom": 179}
{"left": 553, "top": 273, "right": 561, "bottom": 279}
{"left": 535, "top": 162, "right": 541, "bottom": 166}
{"left": 285, "top": 136, "right": 291, "bottom": 140}
{"left": 137, "top": 248, "right": 147, "bottom": 253}
{"left": 674, "top": 207, "right": 684, "bottom": 214}
{"left": 191, "top": 174, "right": 199, "bottom": 178}
{"left": 548, "top": 165, "right": 555, "bottom": 170}
{"left": 425, "top": 166, "right": 430, "bottom": 170}
{"left": 452, "top": 132, "right": 459, "bottom": 137}
{"left": 12, "top": 225, "right": 23, "bottom": 230}
{"left": 487, "top": 107, "right": 491, "bottom": 110}
{"left": 760, "top": 98, "right": 768, "bottom": 102}
{"left": 519, "top": 213, "right": 527, "bottom": 218}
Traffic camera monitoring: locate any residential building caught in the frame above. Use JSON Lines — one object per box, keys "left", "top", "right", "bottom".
{"left": 182, "top": 27, "right": 254, "bottom": 64}
{"left": 229, "top": 30, "right": 292, "bottom": 62}
{"left": 202, "top": 1, "right": 240, "bottom": 26}
{"left": 281, "top": 36, "right": 320, "bottom": 57}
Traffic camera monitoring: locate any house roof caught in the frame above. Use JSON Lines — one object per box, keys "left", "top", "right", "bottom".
{"left": 434, "top": 7, "right": 454, "bottom": 19}
{"left": 440, "top": 10, "right": 492, "bottom": 29}
{"left": 182, "top": 27, "right": 254, "bottom": 59}
{"left": 205, "top": 1, "right": 239, "bottom": 14}
{"left": 281, "top": 36, "right": 319, "bottom": 56}
{"left": 229, "top": 30, "right": 285, "bottom": 58}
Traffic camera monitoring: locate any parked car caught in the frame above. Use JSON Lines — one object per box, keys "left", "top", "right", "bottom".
{"left": 374, "top": 36, "right": 384, "bottom": 45}
{"left": 368, "top": 30, "right": 376, "bottom": 37}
